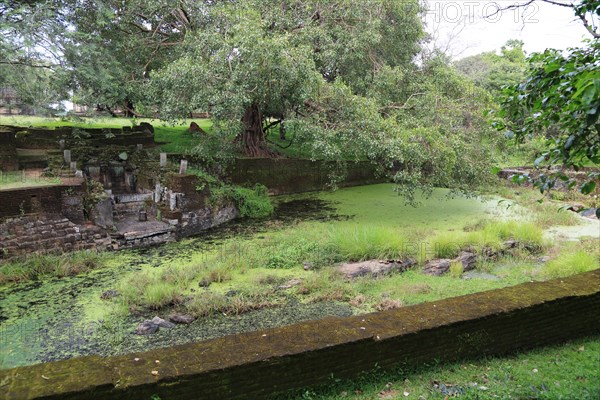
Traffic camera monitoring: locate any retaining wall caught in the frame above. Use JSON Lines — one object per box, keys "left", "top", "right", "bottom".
{"left": 227, "top": 158, "right": 385, "bottom": 194}
{"left": 0, "top": 183, "right": 85, "bottom": 219}
{"left": 2, "top": 269, "right": 599, "bottom": 400}
{"left": 0, "top": 215, "right": 110, "bottom": 258}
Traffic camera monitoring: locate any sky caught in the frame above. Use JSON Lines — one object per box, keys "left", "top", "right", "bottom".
{"left": 422, "top": 0, "right": 592, "bottom": 59}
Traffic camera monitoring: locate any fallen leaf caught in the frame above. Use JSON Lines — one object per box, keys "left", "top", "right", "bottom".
{"left": 41, "top": 375, "right": 50, "bottom": 380}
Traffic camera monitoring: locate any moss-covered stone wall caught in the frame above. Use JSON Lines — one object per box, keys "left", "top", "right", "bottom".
{"left": 226, "top": 158, "right": 385, "bottom": 195}
{"left": 2, "top": 269, "right": 599, "bottom": 400}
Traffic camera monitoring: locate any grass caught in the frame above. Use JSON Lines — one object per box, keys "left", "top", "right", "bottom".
{"left": 1, "top": 115, "right": 213, "bottom": 154}
{"left": 288, "top": 336, "right": 600, "bottom": 400}
{"left": 541, "top": 249, "right": 600, "bottom": 279}
{"left": 0, "top": 251, "right": 106, "bottom": 283}
{"left": 423, "top": 221, "right": 545, "bottom": 261}
{"left": 0, "top": 170, "right": 61, "bottom": 190}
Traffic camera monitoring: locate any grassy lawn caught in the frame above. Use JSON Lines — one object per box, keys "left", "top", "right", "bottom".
{"left": 1, "top": 115, "right": 316, "bottom": 158}
{"left": 1, "top": 115, "right": 213, "bottom": 154}
{"left": 0, "top": 170, "right": 61, "bottom": 190}
{"left": 288, "top": 336, "right": 600, "bottom": 400}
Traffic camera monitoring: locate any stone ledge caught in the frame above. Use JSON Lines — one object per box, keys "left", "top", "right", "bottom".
{"left": 2, "top": 269, "right": 599, "bottom": 400}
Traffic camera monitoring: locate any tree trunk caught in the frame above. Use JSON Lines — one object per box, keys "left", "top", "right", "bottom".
{"left": 241, "top": 104, "right": 278, "bottom": 157}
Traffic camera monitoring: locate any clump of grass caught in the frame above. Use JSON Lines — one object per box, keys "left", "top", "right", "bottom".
{"left": 483, "top": 221, "right": 545, "bottom": 250}
{"left": 297, "top": 270, "right": 355, "bottom": 302}
{"left": 427, "top": 231, "right": 469, "bottom": 259}
{"left": 144, "top": 282, "right": 182, "bottom": 310}
{"left": 423, "top": 221, "right": 545, "bottom": 264}
{"left": 541, "top": 251, "right": 599, "bottom": 279}
{"left": 449, "top": 260, "right": 464, "bottom": 278}
{"left": 185, "top": 288, "right": 277, "bottom": 317}
{"left": 326, "top": 225, "right": 408, "bottom": 262}
{"left": 0, "top": 251, "right": 105, "bottom": 283}
{"left": 374, "top": 298, "right": 404, "bottom": 311}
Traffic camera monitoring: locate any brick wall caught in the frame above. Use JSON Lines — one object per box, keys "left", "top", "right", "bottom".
{"left": 2, "top": 269, "right": 598, "bottom": 400}
{"left": 0, "top": 130, "right": 18, "bottom": 171}
{"left": 227, "top": 158, "right": 386, "bottom": 195}
{"left": 0, "top": 215, "right": 110, "bottom": 258}
{"left": 0, "top": 183, "right": 85, "bottom": 218}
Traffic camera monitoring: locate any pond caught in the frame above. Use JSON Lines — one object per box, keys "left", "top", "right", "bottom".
{"left": 1, "top": 184, "right": 595, "bottom": 370}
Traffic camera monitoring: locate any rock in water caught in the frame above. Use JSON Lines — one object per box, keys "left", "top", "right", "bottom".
{"left": 278, "top": 278, "right": 302, "bottom": 290}
{"left": 135, "top": 321, "right": 159, "bottom": 335}
{"left": 423, "top": 259, "right": 452, "bottom": 276}
{"left": 169, "top": 314, "right": 196, "bottom": 324}
{"left": 338, "top": 259, "right": 416, "bottom": 279}
{"left": 100, "top": 289, "right": 119, "bottom": 300}
{"left": 151, "top": 316, "right": 175, "bottom": 329}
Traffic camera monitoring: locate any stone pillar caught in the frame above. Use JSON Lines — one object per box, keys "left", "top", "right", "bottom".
{"left": 59, "top": 139, "right": 65, "bottom": 150}
{"left": 63, "top": 150, "right": 71, "bottom": 164}
{"left": 70, "top": 161, "right": 77, "bottom": 171}
{"left": 137, "top": 144, "right": 143, "bottom": 151}
{"left": 160, "top": 153, "right": 167, "bottom": 167}
{"left": 154, "top": 184, "right": 162, "bottom": 203}
{"left": 179, "top": 159, "right": 188, "bottom": 174}
{"left": 169, "top": 191, "right": 177, "bottom": 211}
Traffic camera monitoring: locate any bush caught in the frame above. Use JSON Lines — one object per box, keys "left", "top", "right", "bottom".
{"left": 211, "top": 184, "right": 274, "bottom": 218}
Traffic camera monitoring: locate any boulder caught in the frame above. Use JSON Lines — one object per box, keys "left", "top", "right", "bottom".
{"left": 188, "top": 122, "right": 207, "bottom": 135}
{"left": 455, "top": 251, "right": 477, "bottom": 271}
{"left": 339, "top": 258, "right": 416, "bottom": 279}
{"left": 579, "top": 208, "right": 599, "bottom": 219}
{"left": 423, "top": 259, "right": 452, "bottom": 276}
{"left": 169, "top": 313, "right": 196, "bottom": 324}
{"left": 277, "top": 278, "right": 302, "bottom": 290}
{"left": 138, "top": 122, "right": 154, "bottom": 134}
{"left": 151, "top": 316, "right": 175, "bottom": 329}
{"left": 100, "top": 289, "right": 119, "bottom": 300}
{"left": 135, "top": 321, "right": 159, "bottom": 335}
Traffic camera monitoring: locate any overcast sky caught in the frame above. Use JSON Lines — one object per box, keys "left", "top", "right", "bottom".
{"left": 422, "top": 0, "right": 592, "bottom": 59}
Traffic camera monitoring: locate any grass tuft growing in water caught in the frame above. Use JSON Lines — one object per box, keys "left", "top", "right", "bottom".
{"left": 0, "top": 251, "right": 106, "bottom": 283}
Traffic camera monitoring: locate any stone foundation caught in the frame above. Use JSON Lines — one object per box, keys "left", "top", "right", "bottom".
{"left": 0, "top": 215, "right": 111, "bottom": 258}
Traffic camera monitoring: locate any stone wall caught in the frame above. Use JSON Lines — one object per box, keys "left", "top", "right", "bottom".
{"left": 0, "top": 215, "right": 110, "bottom": 259}
{"left": 2, "top": 270, "right": 599, "bottom": 399}
{"left": 0, "top": 183, "right": 85, "bottom": 219}
{"left": 0, "top": 129, "right": 19, "bottom": 171}
{"left": 0, "top": 125, "right": 156, "bottom": 149}
{"left": 227, "top": 158, "right": 385, "bottom": 195}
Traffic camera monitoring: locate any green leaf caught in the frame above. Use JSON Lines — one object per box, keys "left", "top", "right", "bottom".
{"left": 580, "top": 180, "right": 596, "bottom": 195}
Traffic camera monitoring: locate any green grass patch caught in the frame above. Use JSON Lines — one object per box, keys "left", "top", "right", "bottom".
{"left": 541, "top": 250, "right": 600, "bottom": 279}
{"left": 0, "top": 251, "right": 106, "bottom": 283}
{"left": 288, "top": 336, "right": 600, "bottom": 400}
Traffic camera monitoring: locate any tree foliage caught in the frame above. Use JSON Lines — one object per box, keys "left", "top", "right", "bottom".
{"left": 455, "top": 40, "right": 527, "bottom": 94}
{"left": 495, "top": 39, "right": 600, "bottom": 194}
{"left": 1, "top": 0, "right": 495, "bottom": 201}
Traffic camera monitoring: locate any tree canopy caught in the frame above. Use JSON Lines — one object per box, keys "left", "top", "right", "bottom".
{"left": 1, "top": 0, "right": 500, "bottom": 201}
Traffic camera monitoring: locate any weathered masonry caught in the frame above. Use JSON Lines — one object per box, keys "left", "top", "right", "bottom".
{"left": 2, "top": 269, "right": 599, "bottom": 400}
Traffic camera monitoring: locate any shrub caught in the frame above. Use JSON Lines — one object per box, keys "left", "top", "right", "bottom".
{"left": 211, "top": 184, "right": 274, "bottom": 218}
